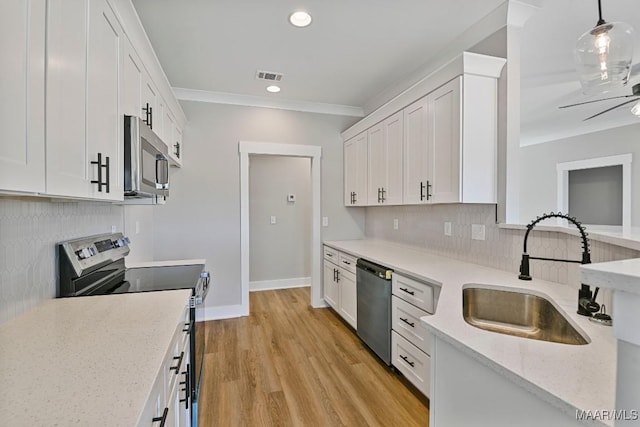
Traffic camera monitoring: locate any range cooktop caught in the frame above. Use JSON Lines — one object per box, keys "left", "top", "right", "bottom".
{"left": 107, "top": 264, "right": 205, "bottom": 294}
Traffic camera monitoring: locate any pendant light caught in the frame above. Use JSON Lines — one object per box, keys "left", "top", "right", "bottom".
{"left": 575, "top": 0, "right": 635, "bottom": 95}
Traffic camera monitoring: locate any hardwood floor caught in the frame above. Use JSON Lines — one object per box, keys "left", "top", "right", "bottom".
{"left": 198, "top": 287, "right": 429, "bottom": 426}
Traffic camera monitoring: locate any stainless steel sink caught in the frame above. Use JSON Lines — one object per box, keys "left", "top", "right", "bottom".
{"left": 462, "top": 286, "right": 589, "bottom": 345}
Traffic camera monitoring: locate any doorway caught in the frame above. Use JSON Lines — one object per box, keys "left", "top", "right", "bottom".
{"left": 239, "top": 142, "right": 323, "bottom": 315}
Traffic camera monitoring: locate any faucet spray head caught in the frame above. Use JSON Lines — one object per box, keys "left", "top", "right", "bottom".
{"left": 518, "top": 254, "right": 532, "bottom": 281}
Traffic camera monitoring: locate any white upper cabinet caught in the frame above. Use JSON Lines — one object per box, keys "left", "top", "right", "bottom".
{"left": 46, "top": 0, "right": 123, "bottom": 201}
{"left": 0, "top": 0, "right": 46, "bottom": 194}
{"left": 344, "top": 131, "right": 368, "bottom": 206}
{"left": 45, "top": 0, "right": 91, "bottom": 198}
{"left": 343, "top": 52, "right": 504, "bottom": 208}
{"left": 121, "top": 37, "right": 144, "bottom": 118}
{"left": 86, "top": 0, "right": 124, "bottom": 200}
{"left": 403, "top": 97, "right": 430, "bottom": 204}
{"left": 164, "top": 109, "right": 183, "bottom": 167}
{"left": 428, "top": 77, "right": 461, "bottom": 204}
{"left": 368, "top": 111, "right": 403, "bottom": 205}
{"left": 141, "top": 74, "right": 158, "bottom": 133}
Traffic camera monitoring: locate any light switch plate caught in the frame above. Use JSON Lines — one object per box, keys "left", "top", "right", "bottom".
{"left": 471, "top": 224, "right": 485, "bottom": 241}
{"left": 270, "top": 216, "right": 277, "bottom": 225}
{"left": 322, "top": 217, "right": 329, "bottom": 227}
{"left": 393, "top": 218, "right": 399, "bottom": 230}
{"left": 444, "top": 222, "right": 452, "bottom": 236}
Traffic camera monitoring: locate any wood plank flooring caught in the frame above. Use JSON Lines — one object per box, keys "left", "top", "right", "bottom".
{"left": 198, "top": 287, "right": 429, "bottom": 426}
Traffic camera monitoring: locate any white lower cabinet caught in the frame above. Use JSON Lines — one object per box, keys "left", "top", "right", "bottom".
{"left": 392, "top": 331, "right": 431, "bottom": 397}
{"left": 323, "top": 246, "right": 357, "bottom": 329}
{"left": 139, "top": 305, "right": 190, "bottom": 427}
{"left": 391, "top": 272, "right": 437, "bottom": 398}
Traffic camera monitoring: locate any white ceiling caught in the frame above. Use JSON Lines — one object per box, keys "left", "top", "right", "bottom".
{"left": 132, "top": 0, "right": 640, "bottom": 144}
{"left": 520, "top": 0, "right": 640, "bottom": 145}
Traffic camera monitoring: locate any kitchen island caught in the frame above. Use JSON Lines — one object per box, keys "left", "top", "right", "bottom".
{"left": 325, "top": 239, "right": 616, "bottom": 427}
{"left": 0, "top": 289, "right": 191, "bottom": 426}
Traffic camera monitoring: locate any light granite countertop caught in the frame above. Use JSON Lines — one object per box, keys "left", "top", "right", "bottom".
{"left": 324, "top": 239, "right": 616, "bottom": 427}
{"left": 0, "top": 289, "right": 192, "bottom": 427}
{"left": 582, "top": 258, "right": 640, "bottom": 296}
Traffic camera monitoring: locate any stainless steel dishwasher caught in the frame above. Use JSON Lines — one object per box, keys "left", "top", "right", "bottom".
{"left": 356, "top": 258, "right": 393, "bottom": 365}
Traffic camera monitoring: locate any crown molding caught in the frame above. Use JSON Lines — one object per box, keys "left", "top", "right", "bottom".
{"left": 172, "top": 87, "right": 364, "bottom": 117}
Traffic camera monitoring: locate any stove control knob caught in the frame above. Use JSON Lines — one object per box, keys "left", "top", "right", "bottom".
{"left": 83, "top": 248, "right": 92, "bottom": 258}
{"left": 89, "top": 247, "right": 97, "bottom": 256}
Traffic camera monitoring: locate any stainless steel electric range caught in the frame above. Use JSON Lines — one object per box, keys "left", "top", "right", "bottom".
{"left": 56, "top": 232, "right": 210, "bottom": 427}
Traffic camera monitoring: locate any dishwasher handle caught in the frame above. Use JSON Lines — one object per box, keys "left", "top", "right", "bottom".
{"left": 356, "top": 258, "right": 393, "bottom": 280}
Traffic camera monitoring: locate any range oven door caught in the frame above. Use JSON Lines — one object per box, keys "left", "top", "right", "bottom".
{"left": 191, "top": 271, "right": 210, "bottom": 426}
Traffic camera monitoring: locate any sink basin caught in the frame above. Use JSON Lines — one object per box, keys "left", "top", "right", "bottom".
{"left": 462, "top": 286, "right": 589, "bottom": 345}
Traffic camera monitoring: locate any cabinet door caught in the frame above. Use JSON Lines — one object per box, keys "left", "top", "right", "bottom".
{"left": 122, "top": 37, "right": 144, "bottom": 118}
{"left": 164, "top": 109, "right": 183, "bottom": 167}
{"left": 86, "top": 0, "right": 123, "bottom": 200}
{"left": 384, "top": 111, "right": 404, "bottom": 205}
{"left": 0, "top": 0, "right": 46, "bottom": 193}
{"left": 338, "top": 268, "right": 357, "bottom": 329}
{"left": 45, "top": 0, "right": 91, "bottom": 198}
{"left": 403, "top": 97, "right": 430, "bottom": 204}
{"left": 367, "top": 123, "right": 385, "bottom": 204}
{"left": 344, "top": 133, "right": 368, "bottom": 206}
{"left": 428, "top": 77, "right": 461, "bottom": 204}
{"left": 323, "top": 262, "right": 339, "bottom": 309}
{"left": 142, "top": 74, "right": 158, "bottom": 132}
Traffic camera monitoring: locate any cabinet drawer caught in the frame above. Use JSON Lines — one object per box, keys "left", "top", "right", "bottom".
{"left": 323, "top": 246, "right": 339, "bottom": 264}
{"left": 138, "top": 363, "right": 165, "bottom": 427}
{"left": 338, "top": 252, "right": 357, "bottom": 274}
{"left": 391, "top": 331, "right": 431, "bottom": 398}
{"left": 392, "top": 273, "right": 435, "bottom": 313}
{"left": 392, "top": 296, "right": 432, "bottom": 355}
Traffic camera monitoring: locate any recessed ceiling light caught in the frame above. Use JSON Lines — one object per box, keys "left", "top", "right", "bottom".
{"left": 266, "top": 85, "right": 281, "bottom": 93}
{"left": 289, "top": 11, "right": 312, "bottom": 28}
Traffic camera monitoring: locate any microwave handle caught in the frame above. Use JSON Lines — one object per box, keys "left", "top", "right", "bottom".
{"left": 156, "top": 155, "right": 169, "bottom": 190}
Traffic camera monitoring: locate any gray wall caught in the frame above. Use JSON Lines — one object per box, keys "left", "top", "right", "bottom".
{"left": 249, "top": 156, "right": 311, "bottom": 282}
{"left": 152, "top": 102, "right": 365, "bottom": 307}
{"left": 568, "top": 166, "right": 623, "bottom": 226}
{"left": 519, "top": 123, "right": 640, "bottom": 225}
{"left": 0, "top": 198, "right": 123, "bottom": 324}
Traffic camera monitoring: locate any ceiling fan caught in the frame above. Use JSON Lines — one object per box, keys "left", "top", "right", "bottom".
{"left": 558, "top": 80, "right": 640, "bottom": 121}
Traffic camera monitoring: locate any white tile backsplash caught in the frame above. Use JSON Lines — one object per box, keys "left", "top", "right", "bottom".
{"left": 0, "top": 198, "right": 123, "bottom": 324}
{"left": 365, "top": 204, "right": 640, "bottom": 294}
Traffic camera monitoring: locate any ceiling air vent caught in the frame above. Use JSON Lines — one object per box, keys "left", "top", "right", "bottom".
{"left": 256, "top": 70, "right": 283, "bottom": 82}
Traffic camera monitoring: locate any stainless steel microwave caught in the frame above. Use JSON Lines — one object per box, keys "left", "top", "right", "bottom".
{"left": 124, "top": 115, "right": 169, "bottom": 199}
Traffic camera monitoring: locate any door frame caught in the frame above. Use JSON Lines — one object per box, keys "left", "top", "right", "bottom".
{"left": 239, "top": 141, "right": 323, "bottom": 315}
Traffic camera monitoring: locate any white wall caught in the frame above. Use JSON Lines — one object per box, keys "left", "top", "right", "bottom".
{"left": 519, "top": 123, "right": 640, "bottom": 226}
{"left": 152, "top": 102, "right": 365, "bottom": 308}
{"left": 249, "top": 155, "right": 311, "bottom": 283}
{"left": 123, "top": 205, "right": 155, "bottom": 263}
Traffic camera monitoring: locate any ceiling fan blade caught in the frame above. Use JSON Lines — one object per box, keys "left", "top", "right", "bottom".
{"left": 559, "top": 94, "right": 636, "bottom": 109}
{"left": 583, "top": 98, "right": 640, "bottom": 121}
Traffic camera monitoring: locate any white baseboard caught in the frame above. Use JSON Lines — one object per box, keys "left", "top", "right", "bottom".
{"left": 203, "top": 304, "right": 247, "bottom": 321}
{"left": 249, "top": 277, "right": 311, "bottom": 292}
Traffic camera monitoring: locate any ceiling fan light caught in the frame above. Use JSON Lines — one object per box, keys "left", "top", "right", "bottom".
{"left": 575, "top": 21, "right": 635, "bottom": 95}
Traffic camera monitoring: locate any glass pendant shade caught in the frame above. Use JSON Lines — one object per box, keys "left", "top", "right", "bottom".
{"left": 575, "top": 21, "right": 635, "bottom": 95}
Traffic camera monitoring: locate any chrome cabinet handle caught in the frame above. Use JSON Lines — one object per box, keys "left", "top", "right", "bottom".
{"left": 400, "top": 317, "right": 415, "bottom": 328}
{"left": 399, "top": 287, "right": 415, "bottom": 296}
{"left": 400, "top": 354, "right": 415, "bottom": 367}
{"left": 381, "top": 187, "right": 386, "bottom": 203}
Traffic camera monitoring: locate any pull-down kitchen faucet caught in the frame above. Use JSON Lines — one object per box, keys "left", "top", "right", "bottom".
{"left": 518, "top": 212, "right": 600, "bottom": 317}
